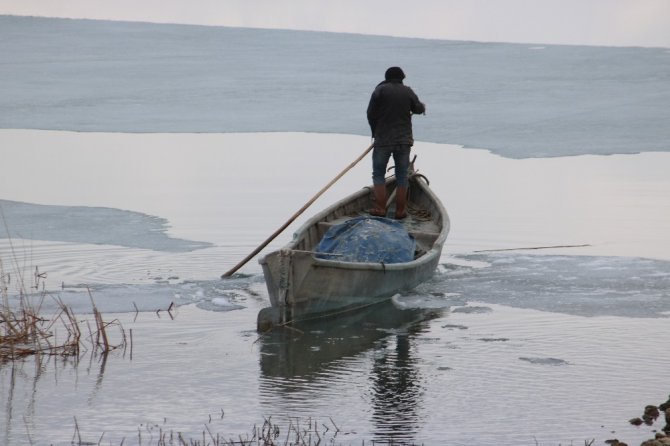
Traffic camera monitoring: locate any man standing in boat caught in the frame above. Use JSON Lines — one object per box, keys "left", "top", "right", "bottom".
{"left": 367, "top": 66, "right": 426, "bottom": 219}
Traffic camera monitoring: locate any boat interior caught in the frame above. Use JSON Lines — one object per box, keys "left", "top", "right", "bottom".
{"left": 292, "top": 178, "right": 444, "bottom": 260}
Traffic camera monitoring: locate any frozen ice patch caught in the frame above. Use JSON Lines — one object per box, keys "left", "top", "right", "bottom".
{"left": 4, "top": 274, "right": 266, "bottom": 315}
{"left": 519, "top": 357, "right": 570, "bottom": 366}
{"left": 437, "top": 254, "right": 670, "bottom": 318}
{"left": 452, "top": 306, "right": 493, "bottom": 314}
{"left": 392, "top": 292, "right": 459, "bottom": 309}
{"left": 2, "top": 16, "right": 670, "bottom": 159}
{"left": 197, "top": 296, "right": 246, "bottom": 312}
{"left": 0, "top": 199, "right": 212, "bottom": 252}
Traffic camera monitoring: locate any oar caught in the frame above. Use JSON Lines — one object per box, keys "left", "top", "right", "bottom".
{"left": 221, "top": 142, "right": 375, "bottom": 278}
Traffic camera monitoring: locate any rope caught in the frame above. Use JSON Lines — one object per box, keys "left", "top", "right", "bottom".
{"left": 407, "top": 204, "right": 432, "bottom": 221}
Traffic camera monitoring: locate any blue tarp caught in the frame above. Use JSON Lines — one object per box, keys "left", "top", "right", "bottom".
{"left": 316, "top": 216, "right": 416, "bottom": 263}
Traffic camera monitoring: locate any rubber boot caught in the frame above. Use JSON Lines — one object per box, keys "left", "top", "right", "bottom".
{"left": 370, "top": 184, "right": 387, "bottom": 217}
{"left": 395, "top": 186, "right": 408, "bottom": 219}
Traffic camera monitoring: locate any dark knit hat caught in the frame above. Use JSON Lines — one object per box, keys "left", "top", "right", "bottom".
{"left": 385, "top": 66, "right": 405, "bottom": 81}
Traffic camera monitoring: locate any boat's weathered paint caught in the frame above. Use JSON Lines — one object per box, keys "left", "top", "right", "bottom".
{"left": 258, "top": 174, "right": 449, "bottom": 331}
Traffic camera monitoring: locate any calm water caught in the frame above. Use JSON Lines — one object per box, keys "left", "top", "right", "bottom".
{"left": 1, "top": 16, "right": 669, "bottom": 444}
{"left": 2, "top": 131, "right": 670, "bottom": 445}
{"left": 3, "top": 277, "right": 669, "bottom": 445}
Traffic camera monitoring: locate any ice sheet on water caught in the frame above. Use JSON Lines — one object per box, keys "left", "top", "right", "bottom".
{"left": 6, "top": 275, "right": 266, "bottom": 315}
{"left": 518, "top": 357, "right": 570, "bottom": 366}
{"left": 452, "top": 306, "right": 494, "bottom": 314}
{"left": 0, "top": 199, "right": 212, "bottom": 252}
{"left": 391, "top": 292, "right": 462, "bottom": 310}
{"left": 61, "top": 252, "right": 662, "bottom": 318}
{"left": 1, "top": 16, "right": 669, "bottom": 158}
{"left": 434, "top": 253, "right": 670, "bottom": 318}
{"left": 5, "top": 248, "right": 668, "bottom": 319}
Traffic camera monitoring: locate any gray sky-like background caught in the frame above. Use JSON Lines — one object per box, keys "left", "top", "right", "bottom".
{"left": 1, "top": 0, "right": 670, "bottom": 47}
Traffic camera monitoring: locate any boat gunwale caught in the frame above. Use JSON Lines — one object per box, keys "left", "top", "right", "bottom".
{"left": 258, "top": 174, "right": 450, "bottom": 270}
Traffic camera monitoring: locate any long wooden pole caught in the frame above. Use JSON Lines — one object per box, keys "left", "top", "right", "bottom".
{"left": 221, "top": 142, "right": 374, "bottom": 278}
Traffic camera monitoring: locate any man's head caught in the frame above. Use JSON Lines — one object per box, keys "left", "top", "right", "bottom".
{"left": 385, "top": 66, "right": 406, "bottom": 81}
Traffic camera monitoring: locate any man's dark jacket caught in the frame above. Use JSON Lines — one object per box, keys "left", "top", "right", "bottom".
{"left": 367, "top": 79, "right": 425, "bottom": 147}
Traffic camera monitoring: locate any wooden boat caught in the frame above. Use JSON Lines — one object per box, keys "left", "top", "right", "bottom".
{"left": 257, "top": 169, "right": 450, "bottom": 331}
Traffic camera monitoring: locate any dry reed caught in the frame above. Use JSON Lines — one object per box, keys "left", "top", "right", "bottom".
{"left": 1, "top": 256, "right": 127, "bottom": 363}
{"left": 68, "top": 415, "right": 387, "bottom": 446}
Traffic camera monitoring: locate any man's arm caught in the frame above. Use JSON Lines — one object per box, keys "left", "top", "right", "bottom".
{"left": 366, "top": 91, "right": 380, "bottom": 136}
{"left": 409, "top": 88, "right": 426, "bottom": 115}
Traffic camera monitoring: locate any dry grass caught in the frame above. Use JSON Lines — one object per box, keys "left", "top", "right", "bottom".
{"left": 68, "top": 415, "right": 409, "bottom": 446}
{"left": 1, "top": 256, "right": 128, "bottom": 363}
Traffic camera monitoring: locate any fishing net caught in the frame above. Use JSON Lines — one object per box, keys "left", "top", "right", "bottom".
{"left": 316, "top": 216, "right": 415, "bottom": 263}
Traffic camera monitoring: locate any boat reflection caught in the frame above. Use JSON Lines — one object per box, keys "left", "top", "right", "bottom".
{"left": 258, "top": 298, "right": 443, "bottom": 443}
{"left": 369, "top": 315, "right": 428, "bottom": 442}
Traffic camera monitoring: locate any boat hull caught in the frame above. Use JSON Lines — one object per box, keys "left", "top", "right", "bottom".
{"left": 258, "top": 174, "right": 449, "bottom": 331}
